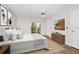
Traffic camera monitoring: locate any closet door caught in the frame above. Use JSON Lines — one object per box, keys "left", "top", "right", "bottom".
{"left": 69, "top": 11, "right": 79, "bottom": 49}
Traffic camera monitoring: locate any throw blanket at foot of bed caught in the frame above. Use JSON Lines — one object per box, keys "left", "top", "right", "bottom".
{"left": 10, "top": 34, "right": 48, "bottom": 54}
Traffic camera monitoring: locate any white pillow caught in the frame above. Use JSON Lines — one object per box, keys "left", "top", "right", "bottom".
{"left": 3, "top": 28, "right": 23, "bottom": 41}
{"left": 11, "top": 34, "right": 17, "bottom": 41}
{"left": 3, "top": 32, "right": 11, "bottom": 41}
{"left": 3, "top": 29, "right": 13, "bottom": 41}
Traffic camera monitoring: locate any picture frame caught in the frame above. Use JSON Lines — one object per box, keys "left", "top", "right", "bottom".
{"left": 54, "top": 18, "right": 65, "bottom": 30}
{"left": 0, "top": 4, "right": 8, "bottom": 26}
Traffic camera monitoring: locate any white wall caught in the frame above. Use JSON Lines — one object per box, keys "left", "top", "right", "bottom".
{"left": 45, "top": 6, "right": 79, "bottom": 46}
{"left": 45, "top": 11, "right": 70, "bottom": 37}
{"left": 2, "top": 4, "right": 79, "bottom": 38}
{"left": 16, "top": 17, "right": 47, "bottom": 35}
{"left": 16, "top": 9, "right": 72, "bottom": 38}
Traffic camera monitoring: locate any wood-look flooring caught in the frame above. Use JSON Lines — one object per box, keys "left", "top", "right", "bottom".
{"left": 26, "top": 38, "right": 79, "bottom": 54}
{"left": 55, "top": 44, "right": 79, "bottom": 54}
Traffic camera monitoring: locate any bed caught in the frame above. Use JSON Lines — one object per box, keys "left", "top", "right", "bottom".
{"left": 0, "top": 29, "right": 48, "bottom": 54}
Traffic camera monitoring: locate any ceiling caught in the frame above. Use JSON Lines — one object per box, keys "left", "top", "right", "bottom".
{"left": 5, "top": 4, "right": 79, "bottom": 19}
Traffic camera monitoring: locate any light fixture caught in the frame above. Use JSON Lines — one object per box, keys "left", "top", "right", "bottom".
{"left": 40, "top": 8, "right": 47, "bottom": 18}
{"left": 41, "top": 12, "right": 46, "bottom": 18}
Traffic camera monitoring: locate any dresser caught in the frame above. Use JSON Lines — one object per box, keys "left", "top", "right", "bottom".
{"left": 51, "top": 32, "right": 65, "bottom": 44}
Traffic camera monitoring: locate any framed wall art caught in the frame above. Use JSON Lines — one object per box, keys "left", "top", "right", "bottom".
{"left": 0, "top": 5, "right": 8, "bottom": 26}
{"left": 54, "top": 18, "right": 65, "bottom": 30}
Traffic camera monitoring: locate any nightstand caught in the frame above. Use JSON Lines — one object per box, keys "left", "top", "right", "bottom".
{"left": 0, "top": 44, "right": 10, "bottom": 54}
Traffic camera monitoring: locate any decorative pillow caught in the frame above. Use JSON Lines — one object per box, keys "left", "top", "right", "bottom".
{"left": 17, "top": 34, "right": 23, "bottom": 39}
{"left": 3, "top": 29, "right": 13, "bottom": 41}
{"left": 3, "top": 32, "right": 11, "bottom": 41}
{"left": 11, "top": 33, "right": 17, "bottom": 41}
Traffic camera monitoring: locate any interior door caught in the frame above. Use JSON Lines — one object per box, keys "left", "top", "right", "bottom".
{"left": 69, "top": 11, "right": 79, "bottom": 49}
{"left": 70, "top": 27, "right": 79, "bottom": 49}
